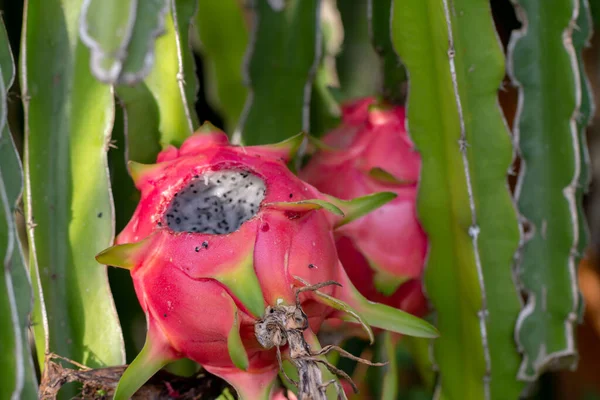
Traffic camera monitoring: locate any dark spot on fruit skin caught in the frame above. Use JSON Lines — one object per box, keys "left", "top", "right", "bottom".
{"left": 97, "top": 212, "right": 103, "bottom": 218}
{"left": 285, "top": 211, "right": 302, "bottom": 220}
{"left": 308, "top": 264, "right": 315, "bottom": 269}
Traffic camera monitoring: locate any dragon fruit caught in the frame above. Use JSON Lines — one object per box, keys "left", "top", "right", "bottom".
{"left": 300, "top": 97, "right": 428, "bottom": 314}
{"left": 96, "top": 123, "right": 437, "bottom": 400}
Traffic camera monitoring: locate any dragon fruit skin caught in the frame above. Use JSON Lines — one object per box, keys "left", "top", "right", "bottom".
{"left": 97, "top": 125, "right": 438, "bottom": 400}
{"left": 300, "top": 97, "right": 428, "bottom": 308}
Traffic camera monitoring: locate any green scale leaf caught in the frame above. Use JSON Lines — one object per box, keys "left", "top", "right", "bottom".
{"left": 393, "top": 0, "right": 524, "bottom": 398}
{"left": 21, "top": 0, "right": 125, "bottom": 377}
{"left": 507, "top": 0, "right": 585, "bottom": 381}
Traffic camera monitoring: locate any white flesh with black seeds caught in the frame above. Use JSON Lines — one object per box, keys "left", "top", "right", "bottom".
{"left": 165, "top": 170, "right": 266, "bottom": 234}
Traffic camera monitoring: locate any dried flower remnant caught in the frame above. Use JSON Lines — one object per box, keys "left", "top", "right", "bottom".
{"left": 255, "top": 280, "right": 387, "bottom": 400}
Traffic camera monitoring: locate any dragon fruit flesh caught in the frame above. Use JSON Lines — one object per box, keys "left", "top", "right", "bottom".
{"left": 300, "top": 97, "right": 428, "bottom": 315}
{"left": 96, "top": 124, "right": 438, "bottom": 399}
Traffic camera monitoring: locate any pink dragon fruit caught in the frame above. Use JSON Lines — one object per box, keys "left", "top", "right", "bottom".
{"left": 96, "top": 123, "right": 437, "bottom": 400}
{"left": 300, "top": 97, "right": 428, "bottom": 315}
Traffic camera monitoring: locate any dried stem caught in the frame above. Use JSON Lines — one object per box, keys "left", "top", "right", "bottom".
{"left": 38, "top": 353, "right": 230, "bottom": 399}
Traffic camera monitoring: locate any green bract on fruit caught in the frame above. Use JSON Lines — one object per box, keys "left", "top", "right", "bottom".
{"left": 96, "top": 123, "right": 438, "bottom": 400}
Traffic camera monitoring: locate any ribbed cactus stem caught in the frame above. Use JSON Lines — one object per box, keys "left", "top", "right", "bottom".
{"left": 392, "top": 0, "right": 524, "bottom": 398}
{"left": 236, "top": 0, "right": 321, "bottom": 145}
{"left": 508, "top": 0, "right": 584, "bottom": 381}
{"left": 367, "top": 0, "right": 407, "bottom": 103}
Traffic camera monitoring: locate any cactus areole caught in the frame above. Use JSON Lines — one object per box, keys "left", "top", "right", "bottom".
{"left": 96, "top": 124, "right": 438, "bottom": 400}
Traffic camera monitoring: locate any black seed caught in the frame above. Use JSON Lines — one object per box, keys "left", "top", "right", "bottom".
{"left": 308, "top": 264, "right": 315, "bottom": 269}
{"left": 184, "top": 217, "right": 189, "bottom": 220}
{"left": 174, "top": 193, "right": 178, "bottom": 197}
{"left": 167, "top": 214, "right": 174, "bottom": 218}
{"left": 193, "top": 190, "right": 198, "bottom": 194}
{"left": 289, "top": 193, "right": 293, "bottom": 198}
{"left": 194, "top": 175, "right": 199, "bottom": 178}
{"left": 195, "top": 246, "right": 200, "bottom": 252}
{"left": 97, "top": 212, "right": 103, "bottom": 218}
{"left": 157, "top": 222, "right": 162, "bottom": 227}
{"left": 173, "top": 208, "right": 178, "bottom": 212}
{"left": 175, "top": 217, "right": 181, "bottom": 224}
{"left": 269, "top": 308, "right": 274, "bottom": 313}
{"left": 217, "top": 179, "right": 221, "bottom": 183}
{"left": 202, "top": 241, "right": 209, "bottom": 249}
{"left": 163, "top": 313, "right": 167, "bottom": 317}
{"left": 190, "top": 184, "right": 194, "bottom": 187}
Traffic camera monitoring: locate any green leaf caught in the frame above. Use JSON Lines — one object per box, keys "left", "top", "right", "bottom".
{"left": 327, "top": 192, "right": 397, "bottom": 227}
{"left": 393, "top": 0, "right": 524, "bottom": 398}
{"left": 507, "top": 0, "right": 584, "bottom": 381}
{"left": 238, "top": 0, "right": 320, "bottom": 145}
{"left": 0, "top": 15, "right": 37, "bottom": 399}
{"left": 368, "top": 0, "right": 407, "bottom": 103}
{"left": 265, "top": 199, "right": 344, "bottom": 217}
{"left": 21, "top": 0, "right": 125, "bottom": 376}
{"left": 79, "top": 0, "right": 170, "bottom": 85}
{"left": 344, "top": 293, "right": 439, "bottom": 339}
{"left": 335, "top": 0, "right": 380, "bottom": 101}
{"left": 572, "top": 0, "right": 594, "bottom": 320}
{"left": 196, "top": 0, "right": 249, "bottom": 132}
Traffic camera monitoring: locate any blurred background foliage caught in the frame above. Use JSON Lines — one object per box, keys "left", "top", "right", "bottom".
{"left": 2, "top": 0, "right": 600, "bottom": 398}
